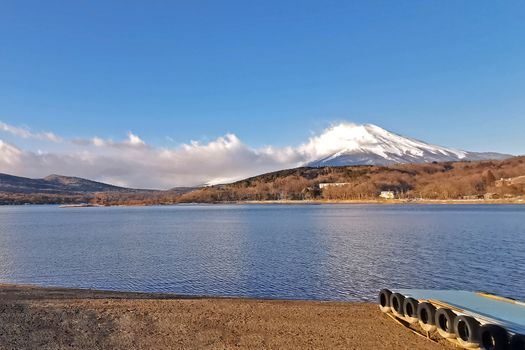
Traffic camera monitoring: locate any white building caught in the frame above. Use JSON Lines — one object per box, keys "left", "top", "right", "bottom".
{"left": 379, "top": 191, "right": 395, "bottom": 199}
{"left": 319, "top": 182, "right": 351, "bottom": 189}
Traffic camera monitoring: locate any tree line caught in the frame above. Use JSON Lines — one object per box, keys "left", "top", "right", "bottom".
{"left": 1, "top": 156, "right": 524, "bottom": 205}
{"left": 177, "top": 156, "right": 525, "bottom": 202}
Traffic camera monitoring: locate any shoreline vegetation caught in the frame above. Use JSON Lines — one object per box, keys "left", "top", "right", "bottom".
{"left": 1, "top": 156, "right": 525, "bottom": 206}
{"left": 0, "top": 284, "right": 448, "bottom": 349}
{"left": 244, "top": 198, "right": 525, "bottom": 205}
{"left": 56, "top": 198, "right": 525, "bottom": 208}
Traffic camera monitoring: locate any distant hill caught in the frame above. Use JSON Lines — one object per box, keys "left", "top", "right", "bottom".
{"left": 0, "top": 173, "right": 133, "bottom": 194}
{"left": 0, "top": 173, "right": 198, "bottom": 205}
{"left": 177, "top": 156, "right": 525, "bottom": 203}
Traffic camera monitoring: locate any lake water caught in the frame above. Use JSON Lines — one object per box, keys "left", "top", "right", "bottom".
{"left": 0, "top": 204, "right": 524, "bottom": 302}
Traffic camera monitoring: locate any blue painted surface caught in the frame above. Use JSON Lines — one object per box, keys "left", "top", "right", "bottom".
{"left": 398, "top": 289, "right": 525, "bottom": 334}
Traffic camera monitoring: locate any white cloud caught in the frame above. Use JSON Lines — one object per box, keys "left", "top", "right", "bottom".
{"left": 126, "top": 132, "right": 145, "bottom": 146}
{"left": 0, "top": 140, "right": 23, "bottom": 165}
{"left": 0, "top": 122, "right": 364, "bottom": 189}
{"left": 298, "top": 122, "right": 367, "bottom": 158}
{"left": 72, "top": 132, "right": 147, "bottom": 148}
{"left": 0, "top": 122, "right": 62, "bottom": 142}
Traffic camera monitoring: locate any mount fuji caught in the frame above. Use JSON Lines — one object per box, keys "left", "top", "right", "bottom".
{"left": 306, "top": 124, "right": 511, "bottom": 167}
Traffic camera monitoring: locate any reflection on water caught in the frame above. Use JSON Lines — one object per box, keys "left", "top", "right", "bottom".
{"left": 0, "top": 204, "right": 523, "bottom": 301}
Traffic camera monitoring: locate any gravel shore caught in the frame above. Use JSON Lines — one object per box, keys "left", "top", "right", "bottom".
{"left": 0, "top": 284, "right": 449, "bottom": 350}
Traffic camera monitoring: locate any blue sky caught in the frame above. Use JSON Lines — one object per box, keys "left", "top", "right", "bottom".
{"left": 1, "top": 0, "right": 524, "bottom": 153}
{"left": 0, "top": 1, "right": 525, "bottom": 187}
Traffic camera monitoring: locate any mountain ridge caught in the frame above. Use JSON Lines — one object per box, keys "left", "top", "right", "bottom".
{"left": 0, "top": 173, "right": 134, "bottom": 194}
{"left": 306, "top": 124, "right": 512, "bottom": 167}
{"left": 1, "top": 156, "right": 524, "bottom": 205}
{"left": 0, "top": 124, "right": 515, "bottom": 195}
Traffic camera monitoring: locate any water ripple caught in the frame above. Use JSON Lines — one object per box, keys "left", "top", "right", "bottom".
{"left": 0, "top": 204, "right": 523, "bottom": 301}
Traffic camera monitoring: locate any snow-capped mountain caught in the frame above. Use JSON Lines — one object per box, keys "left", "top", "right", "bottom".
{"left": 306, "top": 124, "right": 511, "bottom": 167}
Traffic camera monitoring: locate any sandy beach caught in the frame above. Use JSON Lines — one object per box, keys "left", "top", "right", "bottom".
{"left": 0, "top": 284, "right": 451, "bottom": 350}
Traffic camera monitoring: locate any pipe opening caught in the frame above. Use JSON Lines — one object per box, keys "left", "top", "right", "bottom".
{"left": 406, "top": 303, "right": 414, "bottom": 317}
{"left": 420, "top": 309, "right": 429, "bottom": 323}
{"left": 438, "top": 314, "right": 450, "bottom": 332}
{"left": 457, "top": 320, "right": 470, "bottom": 341}
{"left": 392, "top": 297, "right": 400, "bottom": 312}
{"left": 380, "top": 293, "right": 387, "bottom": 307}
{"left": 481, "top": 331, "right": 496, "bottom": 350}
{"left": 512, "top": 336, "right": 525, "bottom": 349}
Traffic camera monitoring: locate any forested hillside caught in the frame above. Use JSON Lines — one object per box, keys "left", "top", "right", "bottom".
{"left": 177, "top": 156, "right": 525, "bottom": 202}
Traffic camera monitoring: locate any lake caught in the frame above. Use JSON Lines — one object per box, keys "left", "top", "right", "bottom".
{"left": 0, "top": 204, "right": 523, "bottom": 301}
